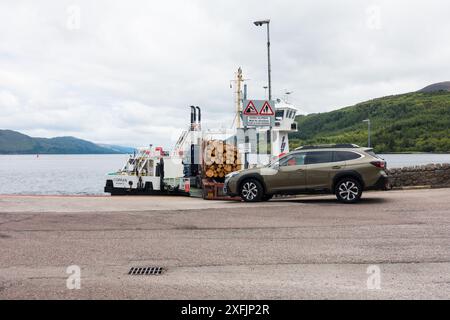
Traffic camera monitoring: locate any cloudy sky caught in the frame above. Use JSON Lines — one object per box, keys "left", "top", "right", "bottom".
{"left": 1, "top": 0, "right": 450, "bottom": 147}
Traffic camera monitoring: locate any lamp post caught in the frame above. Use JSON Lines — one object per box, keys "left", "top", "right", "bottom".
{"left": 363, "top": 119, "right": 371, "bottom": 147}
{"left": 253, "top": 19, "right": 272, "bottom": 100}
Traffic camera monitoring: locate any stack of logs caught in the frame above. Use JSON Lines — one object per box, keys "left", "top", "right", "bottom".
{"left": 204, "top": 140, "right": 242, "bottom": 178}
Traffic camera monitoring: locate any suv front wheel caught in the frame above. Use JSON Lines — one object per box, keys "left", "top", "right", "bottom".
{"left": 239, "top": 179, "right": 264, "bottom": 202}
{"left": 335, "top": 178, "right": 362, "bottom": 203}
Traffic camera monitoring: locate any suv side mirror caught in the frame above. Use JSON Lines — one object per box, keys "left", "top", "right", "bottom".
{"left": 271, "top": 162, "right": 280, "bottom": 170}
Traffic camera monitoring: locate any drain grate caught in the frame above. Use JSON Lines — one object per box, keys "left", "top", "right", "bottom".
{"left": 128, "top": 266, "right": 164, "bottom": 275}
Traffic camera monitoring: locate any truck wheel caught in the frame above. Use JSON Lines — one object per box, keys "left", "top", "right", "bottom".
{"left": 335, "top": 178, "right": 362, "bottom": 203}
{"left": 239, "top": 179, "right": 264, "bottom": 202}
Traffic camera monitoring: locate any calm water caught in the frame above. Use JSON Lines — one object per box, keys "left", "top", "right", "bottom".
{"left": 0, "top": 154, "right": 125, "bottom": 195}
{"left": 378, "top": 153, "right": 450, "bottom": 169}
{"left": 0, "top": 153, "right": 449, "bottom": 195}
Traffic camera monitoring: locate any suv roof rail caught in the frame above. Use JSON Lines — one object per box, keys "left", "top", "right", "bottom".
{"left": 295, "top": 144, "right": 360, "bottom": 150}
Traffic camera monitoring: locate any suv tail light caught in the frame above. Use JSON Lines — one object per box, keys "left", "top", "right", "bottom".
{"left": 370, "top": 160, "right": 386, "bottom": 169}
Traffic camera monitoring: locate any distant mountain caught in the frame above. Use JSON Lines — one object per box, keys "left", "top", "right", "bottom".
{"left": 0, "top": 130, "right": 128, "bottom": 154}
{"left": 289, "top": 90, "right": 450, "bottom": 153}
{"left": 97, "top": 144, "right": 136, "bottom": 154}
{"left": 418, "top": 81, "right": 450, "bottom": 93}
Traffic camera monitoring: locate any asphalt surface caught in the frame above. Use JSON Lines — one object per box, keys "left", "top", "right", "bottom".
{"left": 0, "top": 188, "right": 449, "bottom": 299}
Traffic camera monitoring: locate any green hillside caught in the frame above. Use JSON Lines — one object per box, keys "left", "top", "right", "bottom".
{"left": 0, "top": 130, "right": 124, "bottom": 154}
{"left": 289, "top": 91, "right": 450, "bottom": 153}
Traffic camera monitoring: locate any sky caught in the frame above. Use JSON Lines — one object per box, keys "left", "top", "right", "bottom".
{"left": 1, "top": 0, "right": 450, "bottom": 147}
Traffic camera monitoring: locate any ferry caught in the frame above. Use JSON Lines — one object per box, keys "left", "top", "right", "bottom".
{"left": 104, "top": 68, "right": 300, "bottom": 197}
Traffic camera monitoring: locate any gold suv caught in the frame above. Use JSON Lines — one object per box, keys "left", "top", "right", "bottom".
{"left": 224, "top": 144, "right": 390, "bottom": 203}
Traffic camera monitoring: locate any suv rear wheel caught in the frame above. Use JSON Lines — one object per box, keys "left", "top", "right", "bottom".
{"left": 240, "top": 179, "right": 264, "bottom": 202}
{"left": 335, "top": 178, "right": 362, "bottom": 203}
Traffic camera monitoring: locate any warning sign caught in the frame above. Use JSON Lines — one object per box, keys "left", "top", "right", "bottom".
{"left": 243, "top": 101, "right": 258, "bottom": 115}
{"left": 259, "top": 101, "right": 274, "bottom": 115}
{"left": 242, "top": 100, "right": 275, "bottom": 127}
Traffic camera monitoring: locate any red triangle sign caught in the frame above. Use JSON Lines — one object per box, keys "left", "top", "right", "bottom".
{"left": 243, "top": 101, "right": 258, "bottom": 115}
{"left": 259, "top": 101, "right": 274, "bottom": 115}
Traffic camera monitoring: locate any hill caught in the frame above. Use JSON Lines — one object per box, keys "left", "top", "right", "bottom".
{"left": 289, "top": 91, "right": 450, "bottom": 153}
{"left": 0, "top": 130, "right": 126, "bottom": 154}
{"left": 418, "top": 81, "right": 450, "bottom": 93}
{"left": 97, "top": 144, "right": 136, "bottom": 154}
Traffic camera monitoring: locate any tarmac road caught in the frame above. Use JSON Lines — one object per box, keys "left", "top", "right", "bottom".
{"left": 0, "top": 188, "right": 449, "bottom": 299}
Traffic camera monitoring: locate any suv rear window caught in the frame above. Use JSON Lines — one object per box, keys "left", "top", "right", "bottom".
{"left": 333, "top": 151, "right": 361, "bottom": 161}
{"left": 365, "top": 150, "right": 381, "bottom": 158}
{"left": 304, "top": 151, "right": 333, "bottom": 164}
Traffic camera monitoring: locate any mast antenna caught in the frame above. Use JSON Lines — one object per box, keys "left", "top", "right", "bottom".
{"left": 230, "top": 67, "right": 249, "bottom": 129}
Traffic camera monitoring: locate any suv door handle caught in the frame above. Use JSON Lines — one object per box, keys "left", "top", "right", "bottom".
{"left": 332, "top": 165, "right": 341, "bottom": 169}
{"left": 296, "top": 168, "right": 304, "bottom": 172}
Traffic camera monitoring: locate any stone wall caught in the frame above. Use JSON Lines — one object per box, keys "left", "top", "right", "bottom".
{"left": 388, "top": 163, "right": 450, "bottom": 188}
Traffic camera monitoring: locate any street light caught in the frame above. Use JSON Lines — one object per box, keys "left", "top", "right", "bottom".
{"left": 363, "top": 119, "right": 371, "bottom": 147}
{"left": 253, "top": 19, "right": 272, "bottom": 101}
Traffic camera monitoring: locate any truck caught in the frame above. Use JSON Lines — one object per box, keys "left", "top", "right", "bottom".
{"left": 104, "top": 146, "right": 190, "bottom": 196}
